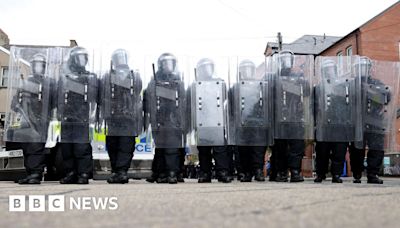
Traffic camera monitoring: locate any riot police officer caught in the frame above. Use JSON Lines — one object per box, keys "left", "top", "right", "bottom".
{"left": 99, "top": 49, "right": 142, "bottom": 184}
{"left": 5, "top": 51, "right": 55, "bottom": 184}
{"left": 271, "top": 50, "right": 313, "bottom": 182}
{"left": 232, "top": 59, "right": 271, "bottom": 182}
{"left": 190, "top": 58, "right": 231, "bottom": 183}
{"left": 349, "top": 57, "right": 392, "bottom": 184}
{"left": 144, "top": 53, "right": 187, "bottom": 184}
{"left": 314, "top": 57, "right": 362, "bottom": 183}
{"left": 57, "top": 46, "right": 98, "bottom": 184}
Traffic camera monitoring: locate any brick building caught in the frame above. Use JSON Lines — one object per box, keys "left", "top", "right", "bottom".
{"left": 319, "top": 1, "right": 400, "bottom": 61}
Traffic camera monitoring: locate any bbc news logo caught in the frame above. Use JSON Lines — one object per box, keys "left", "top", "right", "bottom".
{"left": 9, "top": 195, "right": 118, "bottom": 212}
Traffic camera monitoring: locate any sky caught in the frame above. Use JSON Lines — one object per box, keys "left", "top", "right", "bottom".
{"left": 0, "top": 0, "right": 398, "bottom": 73}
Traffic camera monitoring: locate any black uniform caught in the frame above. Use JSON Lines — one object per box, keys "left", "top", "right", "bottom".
{"left": 57, "top": 47, "right": 98, "bottom": 184}
{"left": 230, "top": 60, "right": 271, "bottom": 182}
{"left": 190, "top": 59, "right": 232, "bottom": 183}
{"left": 5, "top": 62, "right": 55, "bottom": 184}
{"left": 100, "top": 52, "right": 143, "bottom": 183}
{"left": 314, "top": 84, "right": 350, "bottom": 182}
{"left": 272, "top": 63, "right": 311, "bottom": 182}
{"left": 270, "top": 139, "right": 305, "bottom": 181}
{"left": 314, "top": 57, "right": 361, "bottom": 183}
{"left": 350, "top": 76, "right": 390, "bottom": 183}
{"left": 144, "top": 54, "right": 187, "bottom": 184}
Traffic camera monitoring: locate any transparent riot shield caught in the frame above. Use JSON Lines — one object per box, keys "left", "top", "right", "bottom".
{"left": 358, "top": 59, "right": 399, "bottom": 152}
{"left": 4, "top": 47, "right": 54, "bottom": 143}
{"left": 273, "top": 53, "right": 314, "bottom": 140}
{"left": 99, "top": 48, "right": 143, "bottom": 137}
{"left": 188, "top": 57, "right": 229, "bottom": 146}
{"left": 315, "top": 56, "right": 363, "bottom": 142}
{"left": 230, "top": 56, "right": 272, "bottom": 146}
{"left": 392, "top": 61, "right": 400, "bottom": 154}
{"left": 144, "top": 53, "right": 188, "bottom": 148}
{"left": 56, "top": 46, "right": 99, "bottom": 143}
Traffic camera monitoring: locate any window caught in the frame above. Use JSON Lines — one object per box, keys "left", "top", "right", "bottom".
{"left": 337, "top": 51, "right": 343, "bottom": 71}
{"left": 346, "top": 46, "right": 353, "bottom": 56}
{"left": 346, "top": 46, "right": 353, "bottom": 71}
{"left": 1, "top": 66, "right": 9, "bottom": 87}
{"left": 0, "top": 112, "right": 5, "bottom": 129}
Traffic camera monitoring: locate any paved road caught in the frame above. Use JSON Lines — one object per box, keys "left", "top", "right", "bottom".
{"left": 0, "top": 177, "right": 399, "bottom": 228}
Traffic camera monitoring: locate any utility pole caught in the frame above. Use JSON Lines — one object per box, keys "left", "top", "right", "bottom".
{"left": 277, "top": 32, "right": 282, "bottom": 51}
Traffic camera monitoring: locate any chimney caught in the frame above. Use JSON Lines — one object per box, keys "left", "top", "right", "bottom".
{"left": 277, "top": 32, "right": 282, "bottom": 51}
{"left": 69, "top": 40, "right": 78, "bottom": 47}
{"left": 313, "top": 37, "right": 317, "bottom": 45}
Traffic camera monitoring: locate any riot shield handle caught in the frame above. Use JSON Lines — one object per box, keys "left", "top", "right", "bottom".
{"left": 217, "top": 91, "right": 220, "bottom": 107}
{"left": 152, "top": 63, "right": 156, "bottom": 79}
{"left": 130, "top": 70, "right": 134, "bottom": 95}
{"left": 38, "top": 83, "right": 42, "bottom": 101}
{"left": 283, "top": 91, "right": 286, "bottom": 106}
{"left": 300, "top": 85, "right": 304, "bottom": 103}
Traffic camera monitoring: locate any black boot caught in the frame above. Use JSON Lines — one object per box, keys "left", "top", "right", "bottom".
{"left": 77, "top": 173, "right": 90, "bottom": 184}
{"left": 275, "top": 171, "right": 288, "bottom": 182}
{"left": 237, "top": 172, "right": 245, "bottom": 181}
{"left": 290, "top": 169, "right": 304, "bottom": 183}
{"left": 332, "top": 175, "right": 343, "bottom": 183}
{"left": 217, "top": 171, "right": 232, "bottom": 183}
{"left": 107, "top": 171, "right": 129, "bottom": 184}
{"left": 353, "top": 173, "right": 362, "bottom": 184}
{"left": 240, "top": 172, "right": 253, "bottom": 182}
{"left": 314, "top": 174, "right": 326, "bottom": 183}
{"left": 60, "top": 172, "right": 78, "bottom": 184}
{"left": 18, "top": 173, "right": 42, "bottom": 185}
{"left": 254, "top": 169, "right": 265, "bottom": 182}
{"left": 156, "top": 173, "right": 168, "bottom": 184}
{"left": 198, "top": 172, "right": 212, "bottom": 183}
{"left": 367, "top": 174, "right": 383, "bottom": 184}
{"left": 167, "top": 171, "right": 178, "bottom": 184}
{"left": 146, "top": 173, "right": 158, "bottom": 183}
{"left": 177, "top": 172, "right": 185, "bottom": 183}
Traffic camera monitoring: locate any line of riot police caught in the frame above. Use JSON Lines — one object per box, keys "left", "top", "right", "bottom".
{"left": 3, "top": 46, "right": 399, "bottom": 185}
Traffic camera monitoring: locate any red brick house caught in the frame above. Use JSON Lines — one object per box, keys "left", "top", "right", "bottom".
{"left": 319, "top": 1, "right": 400, "bottom": 61}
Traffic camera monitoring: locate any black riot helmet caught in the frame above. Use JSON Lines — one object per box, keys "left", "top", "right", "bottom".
{"left": 196, "top": 58, "right": 215, "bottom": 80}
{"left": 278, "top": 50, "right": 294, "bottom": 73}
{"left": 157, "top": 53, "right": 177, "bottom": 75}
{"left": 68, "top": 46, "right": 89, "bottom": 73}
{"left": 354, "top": 56, "right": 372, "bottom": 79}
{"left": 111, "top": 49, "right": 129, "bottom": 70}
{"left": 239, "top": 60, "right": 256, "bottom": 80}
{"left": 30, "top": 53, "right": 46, "bottom": 76}
{"left": 321, "top": 59, "right": 338, "bottom": 79}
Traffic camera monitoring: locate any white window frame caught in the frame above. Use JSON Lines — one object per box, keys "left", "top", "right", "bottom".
{"left": 346, "top": 46, "right": 352, "bottom": 56}
{"left": 346, "top": 46, "right": 353, "bottom": 71}
{"left": 337, "top": 51, "right": 343, "bottom": 73}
